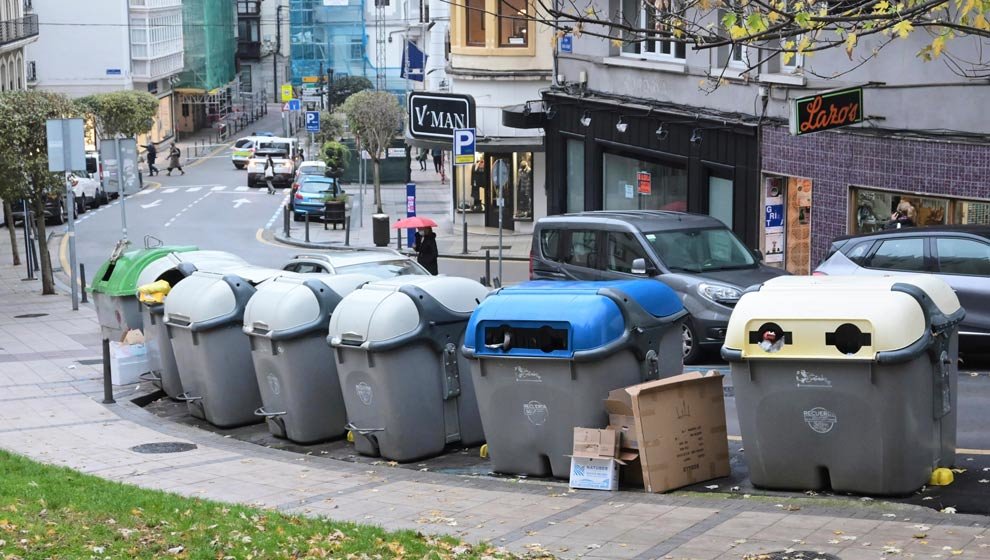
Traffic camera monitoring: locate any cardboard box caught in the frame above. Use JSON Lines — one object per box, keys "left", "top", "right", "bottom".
{"left": 567, "top": 428, "right": 638, "bottom": 491}
{"left": 605, "top": 371, "right": 730, "bottom": 493}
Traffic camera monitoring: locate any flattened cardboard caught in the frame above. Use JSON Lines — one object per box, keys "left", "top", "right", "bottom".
{"left": 617, "top": 370, "right": 730, "bottom": 493}
{"left": 605, "top": 392, "right": 639, "bottom": 449}
{"left": 572, "top": 427, "right": 619, "bottom": 458}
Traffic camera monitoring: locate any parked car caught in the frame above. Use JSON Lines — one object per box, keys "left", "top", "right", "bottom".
{"left": 68, "top": 170, "right": 106, "bottom": 211}
{"left": 291, "top": 176, "right": 343, "bottom": 221}
{"left": 291, "top": 160, "right": 328, "bottom": 194}
{"left": 246, "top": 149, "right": 294, "bottom": 188}
{"left": 282, "top": 249, "right": 430, "bottom": 278}
{"left": 85, "top": 151, "right": 112, "bottom": 202}
{"left": 231, "top": 135, "right": 276, "bottom": 169}
{"left": 531, "top": 211, "right": 786, "bottom": 363}
{"left": 815, "top": 225, "right": 990, "bottom": 348}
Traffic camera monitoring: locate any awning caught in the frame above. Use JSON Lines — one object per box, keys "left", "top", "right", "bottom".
{"left": 502, "top": 103, "right": 548, "bottom": 129}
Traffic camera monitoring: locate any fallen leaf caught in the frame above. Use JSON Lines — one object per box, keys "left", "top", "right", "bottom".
{"left": 167, "top": 546, "right": 185, "bottom": 555}
{"left": 941, "top": 507, "right": 957, "bottom": 514}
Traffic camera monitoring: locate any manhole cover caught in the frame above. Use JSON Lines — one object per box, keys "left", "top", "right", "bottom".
{"left": 130, "top": 442, "right": 197, "bottom": 454}
{"left": 747, "top": 552, "right": 841, "bottom": 560}
{"left": 13, "top": 313, "right": 48, "bottom": 319}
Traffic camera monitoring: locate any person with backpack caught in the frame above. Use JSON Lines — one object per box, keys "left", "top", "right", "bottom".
{"left": 166, "top": 143, "right": 184, "bottom": 176}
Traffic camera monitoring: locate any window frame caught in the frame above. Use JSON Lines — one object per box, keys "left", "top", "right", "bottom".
{"left": 605, "top": 231, "right": 651, "bottom": 274}
{"left": 620, "top": 0, "right": 686, "bottom": 61}
{"left": 863, "top": 236, "right": 932, "bottom": 273}
{"left": 497, "top": 0, "right": 529, "bottom": 47}
{"left": 452, "top": 0, "right": 537, "bottom": 55}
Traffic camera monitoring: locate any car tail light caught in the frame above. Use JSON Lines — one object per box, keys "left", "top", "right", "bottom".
{"left": 529, "top": 250, "right": 534, "bottom": 280}
{"left": 812, "top": 271, "right": 827, "bottom": 276}
{"left": 295, "top": 192, "right": 303, "bottom": 200}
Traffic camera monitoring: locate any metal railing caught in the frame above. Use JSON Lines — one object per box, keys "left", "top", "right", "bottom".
{"left": 0, "top": 14, "right": 38, "bottom": 47}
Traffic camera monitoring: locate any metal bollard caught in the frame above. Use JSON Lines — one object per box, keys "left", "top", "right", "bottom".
{"left": 485, "top": 250, "right": 492, "bottom": 287}
{"left": 283, "top": 205, "right": 290, "bottom": 237}
{"left": 304, "top": 212, "right": 310, "bottom": 243}
{"left": 102, "top": 338, "right": 115, "bottom": 404}
{"left": 80, "top": 263, "right": 88, "bottom": 303}
{"left": 396, "top": 228, "right": 402, "bottom": 250}
{"left": 345, "top": 214, "right": 351, "bottom": 246}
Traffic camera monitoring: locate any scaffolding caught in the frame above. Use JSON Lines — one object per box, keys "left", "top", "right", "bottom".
{"left": 179, "top": 0, "right": 237, "bottom": 92}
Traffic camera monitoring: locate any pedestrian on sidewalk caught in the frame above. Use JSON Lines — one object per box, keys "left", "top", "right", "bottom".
{"left": 417, "top": 148, "right": 428, "bottom": 171}
{"left": 414, "top": 227, "right": 439, "bottom": 275}
{"left": 144, "top": 143, "right": 159, "bottom": 176}
{"left": 264, "top": 154, "right": 276, "bottom": 194}
{"left": 431, "top": 147, "right": 443, "bottom": 174}
{"left": 166, "top": 143, "right": 184, "bottom": 176}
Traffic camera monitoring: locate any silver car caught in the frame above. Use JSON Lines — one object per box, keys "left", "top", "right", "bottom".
{"left": 815, "top": 225, "right": 990, "bottom": 348}
{"left": 281, "top": 249, "right": 430, "bottom": 278}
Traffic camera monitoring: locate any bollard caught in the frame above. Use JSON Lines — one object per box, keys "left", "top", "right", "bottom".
{"left": 283, "top": 205, "right": 290, "bottom": 237}
{"left": 102, "top": 338, "right": 115, "bottom": 404}
{"left": 345, "top": 214, "right": 351, "bottom": 246}
{"left": 396, "top": 228, "right": 402, "bottom": 250}
{"left": 484, "top": 250, "right": 492, "bottom": 287}
{"left": 80, "top": 263, "right": 88, "bottom": 303}
{"left": 304, "top": 212, "right": 310, "bottom": 243}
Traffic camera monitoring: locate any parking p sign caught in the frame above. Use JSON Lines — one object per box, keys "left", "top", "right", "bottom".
{"left": 453, "top": 128, "right": 476, "bottom": 166}
{"left": 306, "top": 111, "right": 320, "bottom": 133}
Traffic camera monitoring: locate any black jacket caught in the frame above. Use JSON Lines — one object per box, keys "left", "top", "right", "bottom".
{"left": 414, "top": 231, "right": 439, "bottom": 275}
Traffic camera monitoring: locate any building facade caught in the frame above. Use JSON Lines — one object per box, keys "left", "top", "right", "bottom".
{"left": 0, "top": 0, "right": 38, "bottom": 92}
{"left": 236, "top": 0, "right": 288, "bottom": 102}
{"left": 546, "top": 9, "right": 990, "bottom": 272}
{"left": 175, "top": 0, "right": 237, "bottom": 134}
{"left": 25, "top": 0, "right": 181, "bottom": 143}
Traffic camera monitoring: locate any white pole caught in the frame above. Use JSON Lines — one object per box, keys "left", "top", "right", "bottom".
{"left": 61, "top": 120, "right": 79, "bottom": 310}
{"left": 115, "top": 139, "right": 128, "bottom": 241}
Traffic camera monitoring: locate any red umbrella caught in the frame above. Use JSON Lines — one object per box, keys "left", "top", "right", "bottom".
{"left": 392, "top": 216, "right": 438, "bottom": 229}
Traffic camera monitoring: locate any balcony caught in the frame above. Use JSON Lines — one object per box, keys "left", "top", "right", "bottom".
{"left": 238, "top": 41, "right": 263, "bottom": 60}
{"left": 129, "top": 0, "right": 182, "bottom": 9}
{"left": 0, "top": 14, "right": 38, "bottom": 48}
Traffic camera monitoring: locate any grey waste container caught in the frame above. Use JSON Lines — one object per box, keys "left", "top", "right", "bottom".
{"left": 243, "top": 273, "right": 376, "bottom": 444}
{"left": 136, "top": 251, "right": 248, "bottom": 399}
{"left": 327, "top": 276, "right": 490, "bottom": 462}
{"left": 721, "top": 275, "right": 965, "bottom": 495}
{"left": 164, "top": 267, "right": 283, "bottom": 428}
{"left": 461, "top": 280, "right": 686, "bottom": 478}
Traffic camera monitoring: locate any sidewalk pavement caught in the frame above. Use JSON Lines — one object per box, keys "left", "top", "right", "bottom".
{"left": 273, "top": 166, "right": 533, "bottom": 260}
{"left": 2, "top": 229, "right": 990, "bottom": 560}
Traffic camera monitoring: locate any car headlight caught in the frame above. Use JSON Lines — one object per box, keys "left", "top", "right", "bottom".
{"left": 697, "top": 282, "right": 742, "bottom": 304}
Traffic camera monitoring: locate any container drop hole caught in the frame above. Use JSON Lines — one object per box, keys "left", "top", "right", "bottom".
{"left": 101, "top": 263, "right": 116, "bottom": 282}
{"left": 826, "top": 323, "right": 871, "bottom": 355}
{"left": 485, "top": 325, "right": 567, "bottom": 353}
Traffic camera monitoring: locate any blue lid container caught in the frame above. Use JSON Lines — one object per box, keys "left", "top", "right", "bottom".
{"left": 464, "top": 280, "right": 683, "bottom": 358}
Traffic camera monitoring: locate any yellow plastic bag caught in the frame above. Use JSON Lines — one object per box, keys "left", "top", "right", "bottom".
{"left": 138, "top": 279, "right": 171, "bottom": 304}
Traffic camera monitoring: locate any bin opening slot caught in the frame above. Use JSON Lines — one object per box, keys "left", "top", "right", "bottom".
{"left": 484, "top": 325, "right": 568, "bottom": 353}
{"left": 748, "top": 322, "right": 792, "bottom": 353}
{"left": 157, "top": 269, "right": 185, "bottom": 287}
{"left": 825, "top": 323, "right": 871, "bottom": 355}
{"left": 101, "top": 263, "right": 116, "bottom": 282}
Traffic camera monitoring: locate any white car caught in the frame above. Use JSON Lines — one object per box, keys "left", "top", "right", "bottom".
{"left": 246, "top": 153, "right": 294, "bottom": 188}
{"left": 281, "top": 249, "right": 430, "bottom": 278}
{"left": 67, "top": 171, "right": 105, "bottom": 213}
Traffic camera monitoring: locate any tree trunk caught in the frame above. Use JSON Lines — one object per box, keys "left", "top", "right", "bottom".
{"left": 3, "top": 200, "right": 20, "bottom": 266}
{"left": 373, "top": 159, "right": 383, "bottom": 214}
{"left": 32, "top": 192, "right": 55, "bottom": 295}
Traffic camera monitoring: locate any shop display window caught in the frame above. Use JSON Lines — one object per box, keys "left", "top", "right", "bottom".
{"left": 602, "top": 152, "right": 687, "bottom": 212}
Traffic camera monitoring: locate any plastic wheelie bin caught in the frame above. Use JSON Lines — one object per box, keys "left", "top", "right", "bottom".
{"left": 243, "top": 273, "right": 376, "bottom": 443}
{"left": 164, "top": 267, "right": 284, "bottom": 428}
{"left": 461, "top": 280, "right": 686, "bottom": 478}
{"left": 136, "top": 251, "right": 249, "bottom": 398}
{"left": 721, "top": 275, "right": 965, "bottom": 495}
{"left": 327, "top": 276, "right": 490, "bottom": 462}
{"left": 89, "top": 244, "right": 197, "bottom": 340}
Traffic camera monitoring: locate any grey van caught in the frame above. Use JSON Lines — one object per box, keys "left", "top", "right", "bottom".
{"left": 531, "top": 211, "right": 786, "bottom": 363}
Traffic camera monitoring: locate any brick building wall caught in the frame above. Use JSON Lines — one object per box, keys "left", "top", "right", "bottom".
{"left": 762, "top": 124, "right": 990, "bottom": 266}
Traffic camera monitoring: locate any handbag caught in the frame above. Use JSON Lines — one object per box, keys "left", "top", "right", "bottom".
{"left": 264, "top": 166, "right": 274, "bottom": 178}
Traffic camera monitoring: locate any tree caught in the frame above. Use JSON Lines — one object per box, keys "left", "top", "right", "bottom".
{"left": 0, "top": 91, "right": 81, "bottom": 295}
{"left": 77, "top": 90, "right": 159, "bottom": 139}
{"left": 329, "top": 76, "right": 373, "bottom": 109}
{"left": 529, "top": 0, "right": 990, "bottom": 81}
{"left": 315, "top": 111, "right": 345, "bottom": 146}
{"left": 0, "top": 150, "right": 24, "bottom": 266}
{"left": 341, "top": 91, "right": 404, "bottom": 214}
{"left": 321, "top": 140, "right": 351, "bottom": 177}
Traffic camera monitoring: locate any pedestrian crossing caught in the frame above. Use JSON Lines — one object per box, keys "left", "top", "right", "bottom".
{"left": 138, "top": 185, "right": 254, "bottom": 196}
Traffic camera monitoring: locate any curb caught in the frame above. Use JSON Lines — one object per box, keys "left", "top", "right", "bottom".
{"left": 271, "top": 231, "right": 528, "bottom": 261}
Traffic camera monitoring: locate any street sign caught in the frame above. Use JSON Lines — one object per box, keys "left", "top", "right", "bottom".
{"left": 45, "top": 118, "right": 86, "bottom": 172}
{"left": 408, "top": 92, "right": 476, "bottom": 140}
{"left": 302, "top": 76, "right": 320, "bottom": 83}
{"left": 280, "top": 84, "right": 293, "bottom": 102}
{"left": 453, "top": 128, "right": 476, "bottom": 166}
{"left": 789, "top": 86, "right": 863, "bottom": 136}
{"left": 559, "top": 34, "right": 573, "bottom": 53}
{"left": 287, "top": 99, "right": 301, "bottom": 111}
{"left": 306, "top": 111, "right": 320, "bottom": 132}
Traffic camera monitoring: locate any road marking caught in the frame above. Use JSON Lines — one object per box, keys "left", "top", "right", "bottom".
{"left": 140, "top": 199, "right": 162, "bottom": 209}
{"left": 133, "top": 189, "right": 151, "bottom": 196}
{"left": 211, "top": 186, "right": 227, "bottom": 191}
{"left": 186, "top": 187, "right": 201, "bottom": 192}
{"left": 235, "top": 186, "right": 249, "bottom": 191}
{"left": 164, "top": 191, "right": 213, "bottom": 228}
{"left": 264, "top": 197, "right": 290, "bottom": 230}
{"left": 232, "top": 198, "right": 252, "bottom": 209}
{"left": 161, "top": 188, "right": 177, "bottom": 193}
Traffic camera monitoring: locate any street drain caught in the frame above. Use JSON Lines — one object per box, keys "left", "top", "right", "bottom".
{"left": 77, "top": 359, "right": 103, "bottom": 365}
{"left": 130, "top": 442, "right": 197, "bottom": 454}
{"left": 747, "top": 552, "right": 841, "bottom": 560}
{"left": 13, "top": 313, "right": 48, "bottom": 319}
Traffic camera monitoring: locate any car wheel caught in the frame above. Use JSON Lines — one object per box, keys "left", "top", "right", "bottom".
{"left": 50, "top": 203, "right": 66, "bottom": 225}
{"left": 293, "top": 213, "right": 303, "bottom": 222}
{"left": 234, "top": 163, "right": 245, "bottom": 170}
{"left": 682, "top": 318, "right": 703, "bottom": 365}
{"left": 75, "top": 195, "right": 87, "bottom": 216}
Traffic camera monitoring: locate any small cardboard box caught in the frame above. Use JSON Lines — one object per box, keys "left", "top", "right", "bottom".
{"left": 568, "top": 428, "right": 634, "bottom": 491}
{"left": 606, "top": 371, "right": 730, "bottom": 493}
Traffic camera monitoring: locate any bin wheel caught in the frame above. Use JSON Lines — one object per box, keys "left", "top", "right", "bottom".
{"left": 682, "top": 319, "right": 702, "bottom": 365}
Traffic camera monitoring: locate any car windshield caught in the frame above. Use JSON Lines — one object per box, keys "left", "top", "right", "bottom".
{"left": 336, "top": 259, "right": 428, "bottom": 278}
{"left": 299, "top": 166, "right": 324, "bottom": 175}
{"left": 645, "top": 227, "right": 755, "bottom": 272}
{"left": 299, "top": 181, "right": 336, "bottom": 194}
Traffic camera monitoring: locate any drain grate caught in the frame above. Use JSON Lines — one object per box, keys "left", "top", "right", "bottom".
{"left": 13, "top": 313, "right": 48, "bottom": 319}
{"left": 479, "top": 245, "right": 511, "bottom": 250}
{"left": 77, "top": 359, "right": 103, "bottom": 366}
{"left": 747, "top": 552, "right": 841, "bottom": 560}
{"left": 130, "top": 442, "right": 197, "bottom": 454}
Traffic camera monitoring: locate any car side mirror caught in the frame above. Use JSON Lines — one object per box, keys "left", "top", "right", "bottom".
{"left": 752, "top": 249, "right": 764, "bottom": 262}
{"left": 632, "top": 258, "right": 657, "bottom": 276}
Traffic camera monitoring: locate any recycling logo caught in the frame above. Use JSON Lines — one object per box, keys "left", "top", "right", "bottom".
{"left": 802, "top": 407, "right": 837, "bottom": 434}
{"left": 523, "top": 400, "right": 548, "bottom": 426}
{"left": 266, "top": 373, "right": 281, "bottom": 396}
{"left": 355, "top": 382, "right": 373, "bottom": 405}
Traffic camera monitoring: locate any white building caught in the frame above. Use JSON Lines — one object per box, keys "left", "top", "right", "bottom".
{"left": 26, "top": 0, "right": 183, "bottom": 143}
{"left": 0, "top": 0, "right": 38, "bottom": 91}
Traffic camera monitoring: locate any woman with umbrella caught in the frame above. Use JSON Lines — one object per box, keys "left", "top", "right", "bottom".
{"left": 394, "top": 216, "right": 439, "bottom": 275}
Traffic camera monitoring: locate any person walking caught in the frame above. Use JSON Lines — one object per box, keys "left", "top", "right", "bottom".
{"left": 264, "top": 154, "right": 276, "bottom": 194}
{"left": 414, "top": 227, "right": 439, "bottom": 275}
{"left": 144, "top": 143, "right": 159, "bottom": 176}
{"left": 431, "top": 147, "right": 443, "bottom": 174}
{"left": 166, "top": 143, "right": 184, "bottom": 176}
{"left": 417, "top": 148, "right": 428, "bottom": 171}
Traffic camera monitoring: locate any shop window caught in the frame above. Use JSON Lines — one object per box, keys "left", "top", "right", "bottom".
{"left": 513, "top": 152, "right": 534, "bottom": 219}
{"left": 852, "top": 187, "right": 949, "bottom": 234}
{"left": 620, "top": 0, "right": 686, "bottom": 60}
{"left": 498, "top": 0, "right": 528, "bottom": 47}
{"left": 602, "top": 152, "right": 687, "bottom": 212}
{"left": 606, "top": 232, "right": 649, "bottom": 274}
{"left": 708, "top": 175, "right": 733, "bottom": 228}
{"left": 465, "top": 0, "right": 486, "bottom": 46}
{"left": 566, "top": 230, "right": 601, "bottom": 269}
{"left": 936, "top": 238, "right": 990, "bottom": 276}
{"left": 954, "top": 201, "right": 990, "bottom": 225}
{"left": 566, "top": 139, "right": 584, "bottom": 213}
{"left": 867, "top": 238, "right": 926, "bottom": 272}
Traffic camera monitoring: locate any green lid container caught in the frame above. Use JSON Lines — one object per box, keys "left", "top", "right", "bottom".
{"left": 88, "top": 246, "right": 198, "bottom": 297}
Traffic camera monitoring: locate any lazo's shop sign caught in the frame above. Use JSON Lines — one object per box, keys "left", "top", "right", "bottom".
{"left": 408, "top": 92, "right": 476, "bottom": 141}
{"left": 789, "top": 86, "right": 863, "bottom": 136}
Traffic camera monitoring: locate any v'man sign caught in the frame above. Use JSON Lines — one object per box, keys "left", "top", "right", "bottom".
{"left": 789, "top": 86, "right": 863, "bottom": 136}
{"left": 408, "top": 92, "right": 476, "bottom": 141}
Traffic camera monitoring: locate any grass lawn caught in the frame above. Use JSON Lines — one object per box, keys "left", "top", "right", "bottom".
{"left": 0, "top": 449, "right": 548, "bottom": 559}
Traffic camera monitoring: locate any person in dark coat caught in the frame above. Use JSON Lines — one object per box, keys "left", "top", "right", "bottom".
{"left": 885, "top": 200, "right": 916, "bottom": 229}
{"left": 166, "top": 142, "right": 184, "bottom": 176}
{"left": 144, "top": 143, "right": 159, "bottom": 176}
{"left": 414, "top": 227, "right": 439, "bottom": 275}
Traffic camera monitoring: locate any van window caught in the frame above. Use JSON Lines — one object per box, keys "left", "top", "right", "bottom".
{"left": 565, "top": 230, "right": 601, "bottom": 269}
{"left": 937, "top": 238, "right": 990, "bottom": 276}
{"left": 606, "top": 232, "right": 648, "bottom": 273}
{"left": 868, "top": 238, "right": 925, "bottom": 272}
{"left": 540, "top": 229, "right": 561, "bottom": 261}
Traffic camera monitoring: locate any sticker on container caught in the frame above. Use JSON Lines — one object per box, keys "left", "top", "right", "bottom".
{"left": 267, "top": 373, "right": 281, "bottom": 396}
{"left": 803, "top": 407, "right": 837, "bottom": 434}
{"left": 795, "top": 369, "right": 832, "bottom": 389}
{"left": 514, "top": 366, "right": 543, "bottom": 383}
{"left": 356, "top": 382, "right": 373, "bottom": 405}
{"left": 523, "top": 400, "right": 548, "bottom": 425}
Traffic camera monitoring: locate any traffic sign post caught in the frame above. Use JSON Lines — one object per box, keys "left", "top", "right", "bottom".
{"left": 287, "top": 99, "right": 301, "bottom": 112}
{"left": 492, "top": 159, "right": 510, "bottom": 284}
{"left": 452, "top": 128, "right": 476, "bottom": 255}
{"left": 406, "top": 183, "right": 416, "bottom": 248}
{"left": 280, "top": 84, "right": 293, "bottom": 102}
{"left": 45, "top": 118, "right": 86, "bottom": 311}
{"left": 305, "top": 111, "right": 320, "bottom": 133}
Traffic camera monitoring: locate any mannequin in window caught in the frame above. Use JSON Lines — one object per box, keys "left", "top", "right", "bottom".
{"left": 471, "top": 159, "right": 486, "bottom": 211}
{"left": 516, "top": 158, "right": 532, "bottom": 219}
